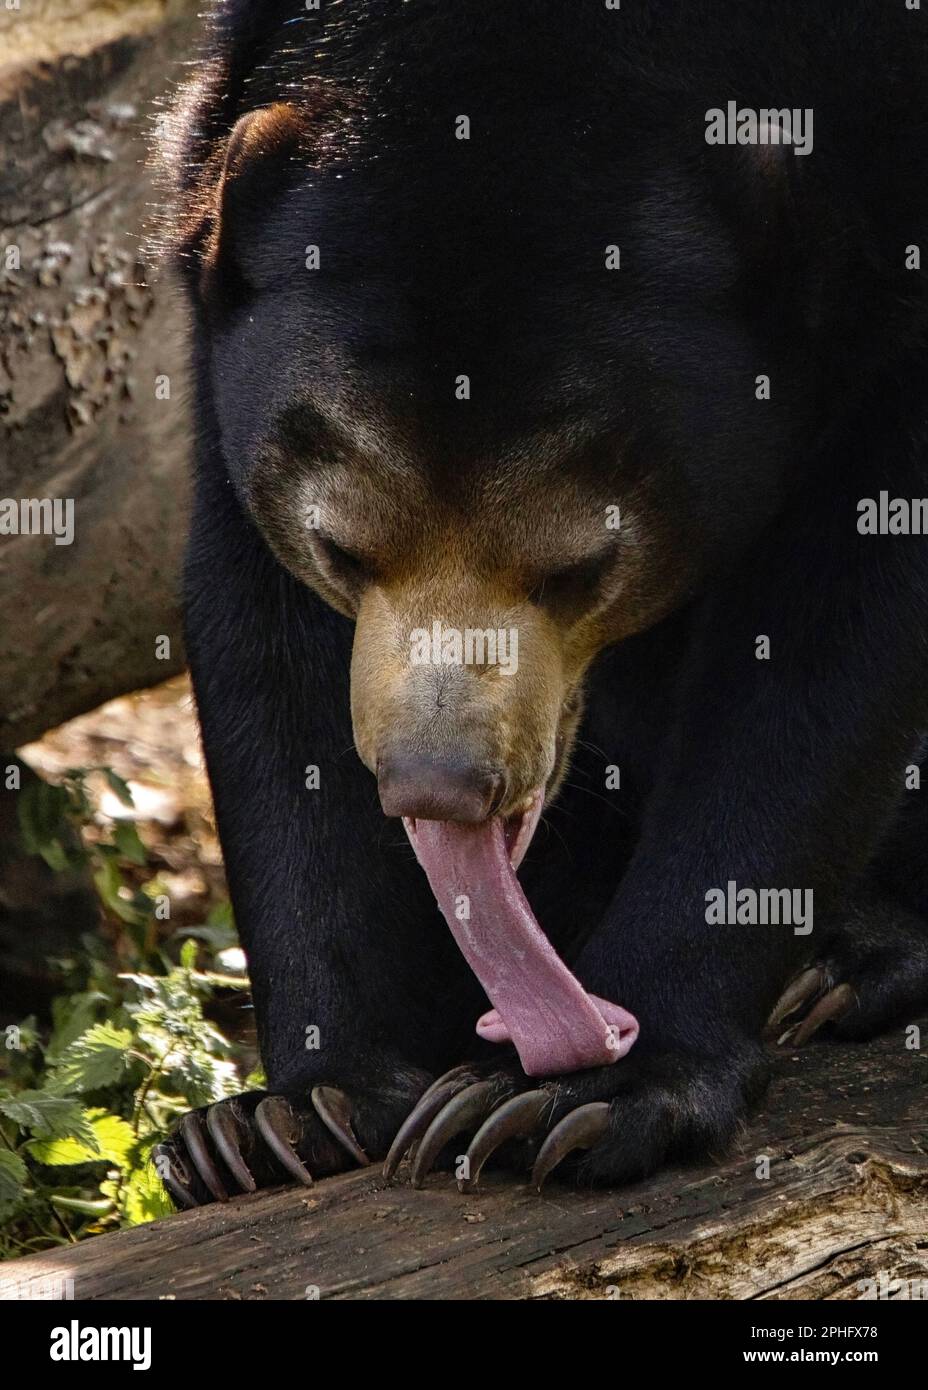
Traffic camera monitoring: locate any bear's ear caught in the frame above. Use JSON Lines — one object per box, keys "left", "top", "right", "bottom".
{"left": 704, "top": 122, "right": 803, "bottom": 271}
{"left": 201, "top": 103, "right": 309, "bottom": 294}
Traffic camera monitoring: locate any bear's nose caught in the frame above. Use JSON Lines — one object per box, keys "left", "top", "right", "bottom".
{"left": 377, "top": 753, "right": 506, "bottom": 824}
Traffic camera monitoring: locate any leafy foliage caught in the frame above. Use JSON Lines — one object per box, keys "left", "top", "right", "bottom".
{"left": 0, "top": 768, "right": 250, "bottom": 1258}
{"left": 49, "top": 1024, "right": 133, "bottom": 1093}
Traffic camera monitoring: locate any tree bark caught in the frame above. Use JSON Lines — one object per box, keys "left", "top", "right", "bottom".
{"left": 0, "top": 1, "right": 198, "bottom": 748}
{"left": 5, "top": 1025, "right": 927, "bottom": 1300}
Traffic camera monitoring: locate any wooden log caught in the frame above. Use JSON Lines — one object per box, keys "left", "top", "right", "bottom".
{"left": 5, "top": 1024, "right": 927, "bottom": 1300}
{"left": 0, "top": 1, "right": 197, "bottom": 748}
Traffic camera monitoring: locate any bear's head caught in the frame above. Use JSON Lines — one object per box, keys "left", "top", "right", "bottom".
{"left": 173, "top": 87, "right": 816, "bottom": 836}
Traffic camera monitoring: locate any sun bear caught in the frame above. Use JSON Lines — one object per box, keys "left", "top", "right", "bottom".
{"left": 154, "top": 0, "right": 928, "bottom": 1204}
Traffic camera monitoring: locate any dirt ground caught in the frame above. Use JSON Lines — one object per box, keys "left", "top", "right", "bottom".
{"left": 18, "top": 674, "right": 227, "bottom": 926}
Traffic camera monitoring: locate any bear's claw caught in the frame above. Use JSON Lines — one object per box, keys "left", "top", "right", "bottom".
{"left": 382, "top": 1065, "right": 478, "bottom": 1179}
{"left": 309, "top": 1085, "right": 371, "bottom": 1167}
{"left": 765, "top": 966, "right": 856, "bottom": 1045}
{"left": 460, "top": 1090, "right": 550, "bottom": 1191}
{"left": 207, "top": 1097, "right": 258, "bottom": 1192}
{"left": 408, "top": 1080, "right": 496, "bottom": 1188}
{"left": 764, "top": 966, "right": 826, "bottom": 1035}
{"left": 254, "top": 1096, "right": 314, "bottom": 1186}
{"left": 153, "top": 1142, "right": 201, "bottom": 1211}
{"left": 779, "top": 981, "right": 857, "bottom": 1046}
{"left": 155, "top": 1086, "right": 368, "bottom": 1208}
{"left": 529, "top": 1102, "right": 611, "bottom": 1191}
{"left": 181, "top": 1111, "right": 231, "bottom": 1201}
{"left": 765, "top": 900, "right": 928, "bottom": 1047}
{"left": 384, "top": 1067, "right": 614, "bottom": 1191}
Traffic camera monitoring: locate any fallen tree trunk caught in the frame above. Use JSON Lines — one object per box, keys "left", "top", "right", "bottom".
{"left": 0, "top": 0, "right": 197, "bottom": 748}
{"left": 6, "top": 1025, "right": 928, "bottom": 1300}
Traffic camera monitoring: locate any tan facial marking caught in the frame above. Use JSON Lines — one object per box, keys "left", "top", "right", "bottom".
{"left": 250, "top": 422, "right": 694, "bottom": 815}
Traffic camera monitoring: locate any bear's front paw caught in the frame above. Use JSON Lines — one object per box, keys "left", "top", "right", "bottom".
{"left": 154, "top": 1066, "right": 431, "bottom": 1208}
{"left": 384, "top": 1043, "right": 769, "bottom": 1192}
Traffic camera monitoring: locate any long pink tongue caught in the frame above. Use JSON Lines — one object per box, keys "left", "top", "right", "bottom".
{"left": 405, "top": 816, "right": 638, "bottom": 1077}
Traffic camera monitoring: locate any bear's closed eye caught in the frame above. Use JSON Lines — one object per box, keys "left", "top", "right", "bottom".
{"left": 312, "top": 534, "right": 375, "bottom": 587}
{"left": 529, "top": 548, "right": 617, "bottom": 614}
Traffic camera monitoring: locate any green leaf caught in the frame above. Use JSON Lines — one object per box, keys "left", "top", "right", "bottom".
{"left": 86, "top": 1112, "right": 135, "bottom": 1166}
{"left": 208, "top": 899, "right": 236, "bottom": 929}
{"left": 25, "top": 1134, "right": 98, "bottom": 1165}
{"left": 123, "top": 1155, "right": 173, "bottom": 1225}
{"left": 0, "top": 1149, "right": 28, "bottom": 1205}
{"left": 113, "top": 821, "right": 147, "bottom": 866}
{"left": 181, "top": 903, "right": 239, "bottom": 956}
{"left": 0, "top": 1092, "right": 98, "bottom": 1150}
{"left": 25, "top": 1109, "right": 134, "bottom": 1168}
{"left": 47, "top": 991, "right": 108, "bottom": 1060}
{"left": 62, "top": 772, "right": 91, "bottom": 820}
{"left": 179, "top": 938, "right": 198, "bottom": 970}
{"left": 162, "top": 1050, "right": 240, "bottom": 1109}
{"left": 16, "top": 780, "right": 69, "bottom": 855}
{"left": 51, "top": 1023, "right": 132, "bottom": 1092}
{"left": 92, "top": 857, "right": 144, "bottom": 925}
{"left": 0, "top": 1150, "right": 28, "bottom": 1206}
{"left": 101, "top": 769, "right": 134, "bottom": 806}
{"left": 39, "top": 841, "right": 71, "bottom": 872}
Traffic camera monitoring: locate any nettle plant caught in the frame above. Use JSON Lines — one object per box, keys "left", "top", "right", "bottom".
{"left": 0, "top": 768, "right": 255, "bottom": 1257}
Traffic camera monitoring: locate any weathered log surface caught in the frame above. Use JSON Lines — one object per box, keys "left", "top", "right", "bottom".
{"left": 6, "top": 1024, "right": 928, "bottom": 1300}
{"left": 0, "top": 1, "right": 197, "bottom": 747}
